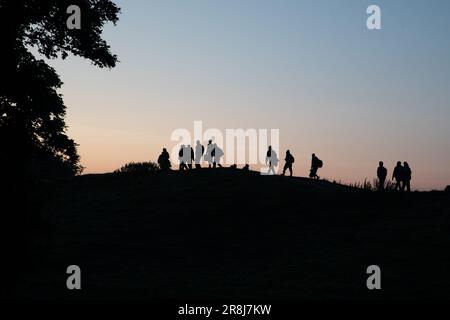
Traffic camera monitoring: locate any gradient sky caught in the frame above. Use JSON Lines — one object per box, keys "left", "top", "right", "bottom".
{"left": 41, "top": 0, "right": 450, "bottom": 190}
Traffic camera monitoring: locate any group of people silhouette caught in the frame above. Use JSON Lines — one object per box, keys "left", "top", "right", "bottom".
{"left": 377, "top": 161, "right": 413, "bottom": 192}
{"left": 158, "top": 145, "right": 412, "bottom": 191}
{"left": 157, "top": 140, "right": 226, "bottom": 171}
{"left": 174, "top": 140, "right": 225, "bottom": 170}
{"left": 158, "top": 144, "right": 324, "bottom": 179}
{"left": 265, "top": 147, "right": 322, "bottom": 179}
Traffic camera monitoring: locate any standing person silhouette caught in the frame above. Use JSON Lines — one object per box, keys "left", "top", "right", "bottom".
{"left": 402, "top": 162, "right": 412, "bottom": 192}
{"left": 194, "top": 140, "right": 204, "bottom": 169}
{"left": 204, "top": 140, "right": 215, "bottom": 168}
{"left": 282, "top": 150, "right": 295, "bottom": 177}
{"left": 185, "top": 144, "right": 194, "bottom": 169}
{"left": 178, "top": 145, "right": 187, "bottom": 171}
{"left": 392, "top": 161, "right": 404, "bottom": 191}
{"left": 182, "top": 145, "right": 191, "bottom": 170}
{"left": 157, "top": 148, "right": 171, "bottom": 171}
{"left": 265, "top": 146, "right": 279, "bottom": 175}
{"left": 377, "top": 161, "right": 388, "bottom": 191}
{"left": 309, "top": 153, "right": 322, "bottom": 179}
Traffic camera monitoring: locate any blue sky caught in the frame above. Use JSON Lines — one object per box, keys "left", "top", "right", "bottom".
{"left": 45, "top": 0, "right": 450, "bottom": 189}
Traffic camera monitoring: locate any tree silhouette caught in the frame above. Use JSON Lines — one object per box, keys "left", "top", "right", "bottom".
{"left": 0, "top": 0, "right": 120, "bottom": 177}
{"left": 0, "top": 0, "right": 120, "bottom": 295}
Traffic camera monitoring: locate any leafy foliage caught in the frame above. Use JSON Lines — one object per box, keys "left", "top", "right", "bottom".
{"left": 0, "top": 0, "right": 120, "bottom": 177}
{"left": 114, "top": 162, "right": 160, "bottom": 174}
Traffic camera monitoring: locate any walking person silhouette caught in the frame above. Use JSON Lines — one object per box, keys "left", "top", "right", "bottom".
{"left": 282, "top": 150, "right": 295, "bottom": 176}
{"left": 212, "top": 143, "right": 224, "bottom": 168}
{"left": 377, "top": 161, "right": 388, "bottom": 191}
{"left": 309, "top": 153, "right": 322, "bottom": 179}
{"left": 402, "top": 162, "right": 412, "bottom": 192}
{"left": 392, "top": 161, "right": 404, "bottom": 191}
{"left": 265, "top": 146, "right": 279, "bottom": 175}
{"left": 204, "top": 140, "right": 215, "bottom": 168}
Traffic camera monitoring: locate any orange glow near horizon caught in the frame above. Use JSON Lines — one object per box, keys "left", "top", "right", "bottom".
{"left": 68, "top": 118, "right": 449, "bottom": 191}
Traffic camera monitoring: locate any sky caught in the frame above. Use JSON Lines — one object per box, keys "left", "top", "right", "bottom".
{"left": 42, "top": 0, "right": 450, "bottom": 190}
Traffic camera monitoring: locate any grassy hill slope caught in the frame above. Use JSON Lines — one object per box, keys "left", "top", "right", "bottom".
{"left": 14, "top": 169, "right": 450, "bottom": 299}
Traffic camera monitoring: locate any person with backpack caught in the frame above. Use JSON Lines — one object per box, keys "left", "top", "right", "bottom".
{"left": 377, "top": 161, "right": 388, "bottom": 191}
{"left": 392, "top": 161, "right": 404, "bottom": 191}
{"left": 309, "top": 153, "right": 322, "bottom": 179}
{"left": 282, "top": 150, "right": 295, "bottom": 177}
